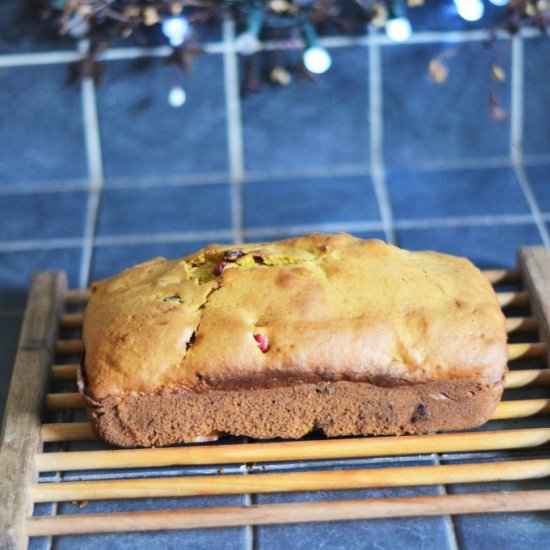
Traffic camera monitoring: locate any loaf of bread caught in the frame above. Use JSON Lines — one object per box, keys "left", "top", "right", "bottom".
{"left": 80, "top": 233, "right": 508, "bottom": 447}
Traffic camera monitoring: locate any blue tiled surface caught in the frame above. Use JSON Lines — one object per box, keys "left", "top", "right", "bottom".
{"left": 96, "top": 184, "right": 233, "bottom": 236}
{"left": 243, "top": 175, "right": 380, "bottom": 228}
{"left": 28, "top": 537, "right": 50, "bottom": 550}
{"left": 382, "top": 41, "right": 511, "bottom": 168}
{"left": 524, "top": 38, "right": 550, "bottom": 159}
{"left": 0, "top": 65, "right": 88, "bottom": 188}
{"left": 396, "top": 224, "right": 543, "bottom": 269}
{"left": 242, "top": 47, "right": 369, "bottom": 175}
{"left": 0, "top": 248, "right": 82, "bottom": 290}
{"left": 252, "top": 458, "right": 452, "bottom": 549}
{"left": 97, "top": 57, "right": 229, "bottom": 183}
{"left": 254, "top": 483, "right": 452, "bottom": 550}
{"left": 442, "top": 460, "right": 550, "bottom": 550}
{"left": 0, "top": 312, "right": 23, "bottom": 421}
{"left": 1, "top": 7, "right": 550, "bottom": 550}
{"left": 387, "top": 167, "right": 531, "bottom": 219}
{"left": 524, "top": 164, "right": 550, "bottom": 212}
{"left": 0, "top": 191, "right": 88, "bottom": 241}
{"left": 0, "top": 1, "right": 73, "bottom": 53}
{"left": 0, "top": 288, "right": 29, "bottom": 311}
{"left": 55, "top": 528, "right": 246, "bottom": 550}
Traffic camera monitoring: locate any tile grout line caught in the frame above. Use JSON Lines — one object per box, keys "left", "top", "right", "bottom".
{"left": 431, "top": 453, "right": 460, "bottom": 550}
{"left": 368, "top": 29, "right": 395, "bottom": 244}
{"left": 244, "top": 163, "right": 370, "bottom": 183}
{"left": 513, "top": 164, "right": 549, "bottom": 245}
{"left": 44, "top": 476, "right": 61, "bottom": 550}
{"left": 0, "top": 152, "right": 522, "bottom": 197}
{"left": 510, "top": 35, "right": 550, "bottom": 247}
{"left": 2, "top": 27, "right": 544, "bottom": 69}
{"left": 394, "top": 212, "right": 539, "bottom": 229}
{"left": 0, "top": 49, "right": 82, "bottom": 67}
{"left": 223, "top": 17, "right": 245, "bottom": 244}
{"left": 243, "top": 492, "right": 254, "bottom": 550}
{"left": 2, "top": 152, "right": 537, "bottom": 197}
{"left": 78, "top": 40, "right": 105, "bottom": 288}
{"left": 510, "top": 35, "right": 523, "bottom": 163}
{"left": 222, "top": 17, "right": 251, "bottom": 550}
{"left": 1, "top": 212, "right": 549, "bottom": 253}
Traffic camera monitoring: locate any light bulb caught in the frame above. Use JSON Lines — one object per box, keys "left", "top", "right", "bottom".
{"left": 162, "top": 16, "right": 190, "bottom": 47}
{"left": 385, "top": 17, "right": 412, "bottom": 42}
{"left": 454, "top": 0, "right": 485, "bottom": 21}
{"left": 303, "top": 46, "right": 332, "bottom": 74}
{"left": 488, "top": 0, "right": 509, "bottom": 5}
{"left": 235, "top": 32, "right": 260, "bottom": 56}
{"left": 168, "top": 86, "right": 186, "bottom": 108}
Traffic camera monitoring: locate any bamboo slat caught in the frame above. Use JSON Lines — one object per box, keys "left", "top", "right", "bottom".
{"left": 497, "top": 291, "right": 530, "bottom": 307}
{"left": 35, "top": 427, "right": 550, "bottom": 473}
{"left": 483, "top": 269, "right": 521, "bottom": 284}
{"left": 40, "top": 422, "right": 95, "bottom": 442}
{"left": 520, "top": 248, "right": 550, "bottom": 368}
{"left": 51, "top": 364, "right": 78, "bottom": 381}
{"left": 505, "top": 369, "right": 550, "bottom": 388}
{"left": 505, "top": 316, "right": 537, "bottom": 333}
{"left": 64, "top": 289, "right": 91, "bottom": 304}
{"left": 25, "top": 490, "right": 550, "bottom": 537}
{"left": 30, "top": 459, "right": 550, "bottom": 503}
{"left": 507, "top": 342, "right": 547, "bottom": 360}
{"left": 491, "top": 398, "right": 550, "bottom": 419}
{"left": 59, "top": 313, "right": 84, "bottom": 328}
{"left": 45, "top": 393, "right": 83, "bottom": 410}
{"left": 54, "top": 339, "right": 84, "bottom": 356}
{"left": 0, "top": 273, "right": 67, "bottom": 550}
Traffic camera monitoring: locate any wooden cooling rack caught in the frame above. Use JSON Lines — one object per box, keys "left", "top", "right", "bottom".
{"left": 2, "top": 247, "right": 550, "bottom": 549}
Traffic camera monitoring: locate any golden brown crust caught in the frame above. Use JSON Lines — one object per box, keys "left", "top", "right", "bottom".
{"left": 81, "top": 233, "right": 508, "bottom": 446}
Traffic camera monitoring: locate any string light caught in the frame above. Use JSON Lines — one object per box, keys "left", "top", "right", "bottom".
{"left": 386, "top": 17, "right": 412, "bottom": 42}
{"left": 235, "top": 7, "right": 264, "bottom": 56}
{"left": 168, "top": 86, "right": 186, "bottom": 107}
{"left": 235, "top": 32, "right": 260, "bottom": 56}
{"left": 385, "top": 0, "right": 412, "bottom": 42}
{"left": 454, "top": 0, "right": 485, "bottom": 21}
{"left": 303, "top": 47, "right": 332, "bottom": 74}
{"left": 302, "top": 22, "right": 332, "bottom": 74}
{"left": 162, "top": 16, "right": 190, "bottom": 47}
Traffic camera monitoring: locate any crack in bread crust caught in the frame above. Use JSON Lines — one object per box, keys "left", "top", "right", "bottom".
{"left": 184, "top": 280, "right": 222, "bottom": 355}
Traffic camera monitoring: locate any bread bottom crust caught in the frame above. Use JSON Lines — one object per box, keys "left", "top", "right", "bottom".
{"left": 83, "top": 379, "right": 504, "bottom": 448}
